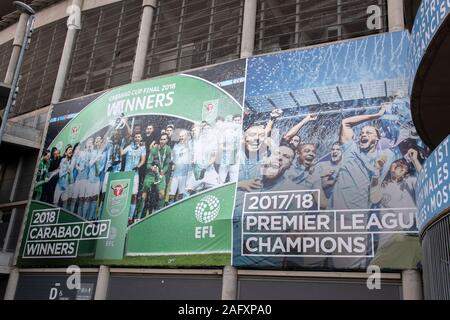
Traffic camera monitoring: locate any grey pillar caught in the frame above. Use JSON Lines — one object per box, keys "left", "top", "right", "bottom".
{"left": 387, "top": 0, "right": 404, "bottom": 32}
{"left": 131, "top": 0, "right": 157, "bottom": 82}
{"left": 240, "top": 0, "right": 257, "bottom": 59}
{"left": 94, "top": 265, "right": 110, "bottom": 300}
{"left": 221, "top": 265, "right": 238, "bottom": 300}
{"left": 4, "top": 268, "right": 19, "bottom": 300}
{"left": 2, "top": 208, "right": 17, "bottom": 254}
{"left": 51, "top": 0, "right": 84, "bottom": 104}
{"left": 4, "top": 13, "right": 29, "bottom": 85}
{"left": 402, "top": 270, "right": 423, "bottom": 300}
{"left": 2, "top": 155, "right": 23, "bottom": 252}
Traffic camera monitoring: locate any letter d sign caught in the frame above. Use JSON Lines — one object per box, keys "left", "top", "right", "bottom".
{"left": 49, "top": 287, "right": 58, "bottom": 300}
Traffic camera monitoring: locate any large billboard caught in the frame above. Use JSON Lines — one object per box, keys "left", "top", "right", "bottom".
{"left": 415, "top": 134, "right": 450, "bottom": 233}
{"left": 233, "top": 31, "right": 429, "bottom": 271}
{"left": 19, "top": 31, "right": 428, "bottom": 271}
{"left": 410, "top": 0, "right": 450, "bottom": 79}
{"left": 20, "top": 60, "right": 245, "bottom": 267}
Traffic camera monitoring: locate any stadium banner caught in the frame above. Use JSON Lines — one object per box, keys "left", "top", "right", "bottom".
{"left": 415, "top": 135, "right": 450, "bottom": 234}
{"left": 410, "top": 0, "right": 450, "bottom": 82}
{"left": 19, "top": 31, "right": 430, "bottom": 271}
{"left": 21, "top": 201, "right": 99, "bottom": 259}
{"left": 18, "top": 60, "right": 246, "bottom": 267}
{"left": 232, "top": 31, "right": 430, "bottom": 271}
{"left": 95, "top": 171, "right": 134, "bottom": 260}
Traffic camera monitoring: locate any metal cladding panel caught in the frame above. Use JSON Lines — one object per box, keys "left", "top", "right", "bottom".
{"left": 238, "top": 277, "right": 402, "bottom": 300}
{"left": 422, "top": 213, "right": 450, "bottom": 300}
{"left": 108, "top": 275, "right": 222, "bottom": 300}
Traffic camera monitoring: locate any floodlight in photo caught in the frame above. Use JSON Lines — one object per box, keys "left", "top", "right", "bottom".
{"left": 269, "top": 92, "right": 298, "bottom": 110}
{"left": 314, "top": 86, "right": 342, "bottom": 103}
{"left": 385, "top": 78, "right": 410, "bottom": 97}
{"left": 338, "top": 83, "right": 364, "bottom": 101}
{"left": 245, "top": 95, "right": 273, "bottom": 112}
{"left": 291, "top": 89, "right": 319, "bottom": 106}
{"left": 361, "top": 80, "right": 386, "bottom": 98}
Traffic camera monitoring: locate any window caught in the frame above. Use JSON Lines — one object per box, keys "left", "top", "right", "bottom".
{"left": 255, "top": 0, "right": 388, "bottom": 54}
{"left": 62, "top": 0, "right": 142, "bottom": 100}
{"left": 145, "top": 0, "right": 244, "bottom": 78}
{"left": 11, "top": 18, "right": 66, "bottom": 116}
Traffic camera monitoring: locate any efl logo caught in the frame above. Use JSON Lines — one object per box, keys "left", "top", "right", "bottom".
{"left": 194, "top": 195, "right": 220, "bottom": 239}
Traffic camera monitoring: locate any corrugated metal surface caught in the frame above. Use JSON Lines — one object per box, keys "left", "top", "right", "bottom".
{"left": 421, "top": 212, "right": 450, "bottom": 300}
{"left": 62, "top": 0, "right": 142, "bottom": 100}
{"left": 145, "top": 0, "right": 244, "bottom": 78}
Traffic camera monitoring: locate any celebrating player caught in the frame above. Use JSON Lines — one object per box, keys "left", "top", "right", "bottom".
{"left": 73, "top": 139, "right": 93, "bottom": 218}
{"left": 54, "top": 145, "right": 74, "bottom": 209}
{"left": 281, "top": 114, "right": 317, "bottom": 148}
{"left": 169, "top": 129, "right": 190, "bottom": 203}
{"left": 185, "top": 123, "right": 219, "bottom": 194}
{"left": 140, "top": 133, "right": 172, "bottom": 216}
{"left": 120, "top": 132, "right": 146, "bottom": 224}
{"left": 329, "top": 105, "right": 393, "bottom": 210}
{"left": 33, "top": 150, "right": 51, "bottom": 201}
{"left": 238, "top": 109, "right": 282, "bottom": 189}
{"left": 85, "top": 136, "right": 107, "bottom": 220}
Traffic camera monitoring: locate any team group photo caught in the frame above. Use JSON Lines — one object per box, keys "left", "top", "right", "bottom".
{"left": 33, "top": 112, "right": 243, "bottom": 226}
{"left": 234, "top": 94, "right": 430, "bottom": 269}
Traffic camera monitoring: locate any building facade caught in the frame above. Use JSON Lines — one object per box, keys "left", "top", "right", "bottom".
{"left": 0, "top": 0, "right": 441, "bottom": 300}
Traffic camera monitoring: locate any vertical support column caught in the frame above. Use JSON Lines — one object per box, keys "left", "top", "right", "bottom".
{"left": 402, "top": 270, "right": 423, "bottom": 300}
{"left": 51, "top": 0, "right": 84, "bottom": 104}
{"left": 4, "top": 267, "right": 19, "bottom": 300}
{"left": 94, "top": 265, "right": 110, "bottom": 300}
{"left": 2, "top": 155, "right": 23, "bottom": 252}
{"left": 387, "top": 0, "right": 404, "bottom": 32}
{"left": 11, "top": 0, "right": 82, "bottom": 267}
{"left": 4, "top": 14, "right": 29, "bottom": 85}
{"left": 131, "top": 0, "right": 157, "bottom": 83}
{"left": 205, "top": 0, "right": 215, "bottom": 64}
{"left": 221, "top": 265, "right": 238, "bottom": 300}
{"left": 9, "top": 155, "right": 23, "bottom": 202}
{"left": 2, "top": 208, "right": 17, "bottom": 254}
{"left": 240, "top": 0, "right": 257, "bottom": 58}
{"left": 175, "top": 0, "right": 186, "bottom": 72}
{"left": 294, "top": 0, "right": 300, "bottom": 45}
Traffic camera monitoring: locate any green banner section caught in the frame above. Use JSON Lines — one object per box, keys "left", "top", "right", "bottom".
{"left": 18, "top": 201, "right": 98, "bottom": 262}
{"left": 49, "top": 74, "right": 242, "bottom": 150}
{"left": 126, "top": 183, "right": 235, "bottom": 256}
{"left": 20, "top": 61, "right": 245, "bottom": 268}
{"left": 95, "top": 172, "right": 134, "bottom": 260}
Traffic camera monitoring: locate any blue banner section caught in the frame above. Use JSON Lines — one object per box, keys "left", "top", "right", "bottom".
{"left": 234, "top": 31, "right": 428, "bottom": 271}
{"left": 246, "top": 31, "right": 410, "bottom": 101}
{"left": 416, "top": 135, "right": 450, "bottom": 232}
{"left": 410, "top": 0, "right": 450, "bottom": 79}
